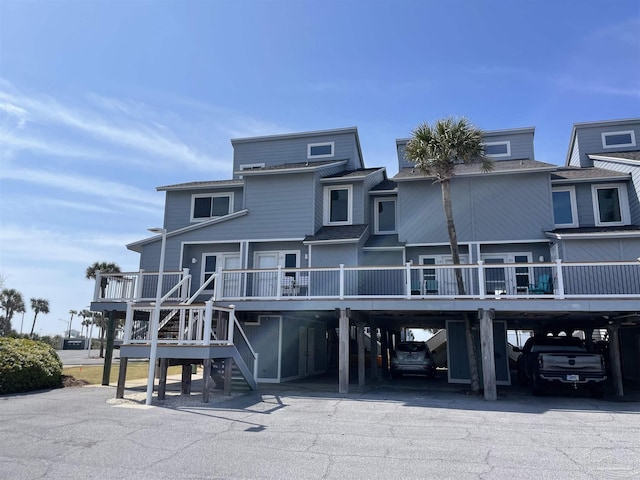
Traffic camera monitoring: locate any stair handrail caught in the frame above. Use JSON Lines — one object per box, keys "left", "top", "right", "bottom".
{"left": 183, "top": 273, "right": 217, "bottom": 305}
{"left": 159, "top": 272, "right": 191, "bottom": 304}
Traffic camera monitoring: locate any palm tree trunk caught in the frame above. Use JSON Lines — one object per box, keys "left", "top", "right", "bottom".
{"left": 30, "top": 313, "right": 38, "bottom": 338}
{"left": 440, "top": 180, "right": 480, "bottom": 393}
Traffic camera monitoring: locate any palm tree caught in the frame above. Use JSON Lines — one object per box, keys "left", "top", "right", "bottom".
{"left": 405, "top": 116, "right": 493, "bottom": 394}
{"left": 68, "top": 309, "right": 78, "bottom": 338}
{"left": 29, "top": 298, "right": 50, "bottom": 338}
{"left": 85, "top": 262, "right": 121, "bottom": 297}
{"left": 0, "top": 288, "right": 26, "bottom": 336}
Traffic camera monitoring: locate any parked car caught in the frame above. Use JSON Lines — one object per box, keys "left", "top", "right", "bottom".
{"left": 516, "top": 335, "right": 607, "bottom": 396}
{"left": 390, "top": 341, "right": 436, "bottom": 378}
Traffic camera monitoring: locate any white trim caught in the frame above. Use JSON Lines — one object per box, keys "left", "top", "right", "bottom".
{"left": 239, "top": 163, "right": 265, "bottom": 170}
{"left": 307, "top": 141, "right": 335, "bottom": 159}
{"left": 374, "top": 198, "right": 397, "bottom": 234}
{"left": 323, "top": 184, "right": 353, "bottom": 226}
{"left": 235, "top": 160, "right": 348, "bottom": 176}
{"left": 201, "top": 252, "right": 241, "bottom": 292}
{"left": 546, "top": 230, "right": 640, "bottom": 240}
{"left": 591, "top": 183, "right": 630, "bottom": 227}
{"left": 601, "top": 130, "right": 636, "bottom": 149}
{"left": 362, "top": 246, "right": 405, "bottom": 251}
{"left": 552, "top": 186, "right": 579, "bottom": 228}
{"left": 405, "top": 239, "right": 549, "bottom": 248}
{"left": 589, "top": 154, "right": 639, "bottom": 166}
{"left": 304, "top": 238, "right": 361, "bottom": 245}
{"left": 483, "top": 141, "right": 511, "bottom": 158}
{"left": 190, "top": 192, "right": 234, "bottom": 222}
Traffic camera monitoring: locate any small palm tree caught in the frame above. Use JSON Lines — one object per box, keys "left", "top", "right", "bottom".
{"left": 29, "top": 298, "right": 50, "bottom": 338}
{"left": 68, "top": 309, "right": 78, "bottom": 338}
{"left": 86, "top": 262, "right": 121, "bottom": 297}
{"left": 0, "top": 288, "right": 26, "bottom": 336}
{"left": 405, "top": 116, "right": 493, "bottom": 394}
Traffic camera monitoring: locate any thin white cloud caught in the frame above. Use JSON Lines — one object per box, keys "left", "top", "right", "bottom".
{"left": 0, "top": 101, "right": 28, "bottom": 128}
{"left": 0, "top": 167, "right": 163, "bottom": 211}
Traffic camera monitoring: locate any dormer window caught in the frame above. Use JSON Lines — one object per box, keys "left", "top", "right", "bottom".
{"left": 323, "top": 185, "right": 352, "bottom": 225}
{"left": 601, "top": 130, "right": 636, "bottom": 149}
{"left": 308, "top": 142, "right": 334, "bottom": 159}
{"left": 191, "top": 192, "right": 233, "bottom": 221}
{"left": 483, "top": 141, "right": 511, "bottom": 157}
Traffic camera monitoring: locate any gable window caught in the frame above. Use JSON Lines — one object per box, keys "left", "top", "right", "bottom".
{"left": 483, "top": 141, "right": 511, "bottom": 157}
{"left": 191, "top": 193, "right": 233, "bottom": 221}
{"left": 552, "top": 186, "right": 578, "bottom": 228}
{"left": 601, "top": 130, "right": 636, "bottom": 149}
{"left": 374, "top": 198, "right": 396, "bottom": 233}
{"left": 591, "top": 184, "right": 630, "bottom": 226}
{"left": 308, "top": 142, "right": 334, "bottom": 159}
{"left": 323, "top": 185, "right": 352, "bottom": 225}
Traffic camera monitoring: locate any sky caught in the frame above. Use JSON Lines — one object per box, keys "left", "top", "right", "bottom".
{"left": 0, "top": 0, "right": 639, "bottom": 336}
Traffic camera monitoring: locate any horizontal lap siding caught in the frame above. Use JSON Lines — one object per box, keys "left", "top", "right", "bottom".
{"left": 593, "top": 159, "right": 640, "bottom": 224}
{"left": 164, "top": 187, "right": 243, "bottom": 231}
{"left": 233, "top": 132, "right": 362, "bottom": 171}
{"left": 574, "top": 123, "right": 640, "bottom": 167}
{"left": 564, "top": 238, "right": 640, "bottom": 262}
{"left": 483, "top": 131, "right": 535, "bottom": 161}
{"left": 243, "top": 316, "right": 280, "bottom": 380}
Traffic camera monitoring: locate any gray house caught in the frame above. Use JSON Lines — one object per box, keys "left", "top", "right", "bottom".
{"left": 92, "top": 119, "right": 640, "bottom": 401}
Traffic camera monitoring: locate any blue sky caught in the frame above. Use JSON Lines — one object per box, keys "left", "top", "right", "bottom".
{"left": 1, "top": 0, "right": 639, "bottom": 335}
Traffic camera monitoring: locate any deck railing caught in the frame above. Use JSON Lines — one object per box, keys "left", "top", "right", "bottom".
{"left": 93, "top": 268, "right": 191, "bottom": 302}
{"left": 94, "top": 260, "right": 640, "bottom": 303}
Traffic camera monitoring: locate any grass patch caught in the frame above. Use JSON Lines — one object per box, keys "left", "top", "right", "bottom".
{"left": 62, "top": 362, "right": 184, "bottom": 385}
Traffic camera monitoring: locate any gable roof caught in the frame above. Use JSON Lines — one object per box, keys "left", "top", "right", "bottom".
{"left": 321, "top": 168, "right": 384, "bottom": 182}
{"left": 393, "top": 159, "right": 556, "bottom": 181}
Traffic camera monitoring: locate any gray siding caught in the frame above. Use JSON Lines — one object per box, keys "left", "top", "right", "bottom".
{"left": 593, "top": 159, "right": 640, "bottom": 225}
{"left": 232, "top": 131, "right": 362, "bottom": 174}
{"left": 398, "top": 172, "right": 553, "bottom": 244}
{"left": 163, "top": 186, "right": 244, "bottom": 231}
{"left": 313, "top": 164, "right": 352, "bottom": 232}
{"left": 311, "top": 243, "right": 359, "bottom": 267}
{"left": 568, "top": 137, "right": 581, "bottom": 167}
{"left": 363, "top": 169, "right": 386, "bottom": 226}
{"left": 573, "top": 122, "right": 640, "bottom": 167}
{"left": 562, "top": 238, "right": 640, "bottom": 262}
{"left": 243, "top": 315, "right": 280, "bottom": 380}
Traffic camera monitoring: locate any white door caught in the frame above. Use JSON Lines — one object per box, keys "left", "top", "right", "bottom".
{"left": 255, "top": 252, "right": 278, "bottom": 297}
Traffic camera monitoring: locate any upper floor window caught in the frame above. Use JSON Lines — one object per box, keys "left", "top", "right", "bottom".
{"left": 374, "top": 198, "right": 396, "bottom": 234}
{"left": 483, "top": 141, "right": 511, "bottom": 157}
{"left": 191, "top": 192, "right": 233, "bottom": 221}
{"left": 591, "top": 184, "right": 630, "bottom": 226}
{"left": 601, "top": 130, "right": 636, "bottom": 149}
{"left": 308, "top": 142, "right": 334, "bottom": 159}
{"left": 323, "top": 185, "right": 352, "bottom": 225}
{"left": 552, "top": 186, "right": 578, "bottom": 228}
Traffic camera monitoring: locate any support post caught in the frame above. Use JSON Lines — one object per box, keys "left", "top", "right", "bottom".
{"left": 369, "top": 326, "right": 378, "bottom": 381}
{"left": 338, "top": 308, "right": 349, "bottom": 394}
{"left": 357, "top": 325, "right": 365, "bottom": 387}
{"left": 202, "top": 358, "right": 211, "bottom": 403}
{"left": 181, "top": 364, "right": 192, "bottom": 394}
{"left": 477, "top": 261, "right": 486, "bottom": 299}
{"left": 479, "top": 309, "right": 497, "bottom": 401}
{"left": 102, "top": 310, "right": 117, "bottom": 386}
{"left": 116, "top": 357, "right": 128, "bottom": 399}
{"left": 223, "top": 358, "right": 233, "bottom": 396}
{"left": 158, "top": 358, "right": 168, "bottom": 400}
{"left": 380, "top": 328, "right": 389, "bottom": 376}
{"left": 555, "top": 259, "right": 565, "bottom": 299}
{"left": 607, "top": 323, "right": 624, "bottom": 397}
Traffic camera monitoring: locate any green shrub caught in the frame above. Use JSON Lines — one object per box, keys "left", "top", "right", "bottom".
{"left": 0, "top": 337, "right": 63, "bottom": 394}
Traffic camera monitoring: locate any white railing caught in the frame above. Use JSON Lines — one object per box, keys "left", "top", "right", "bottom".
{"left": 95, "top": 260, "right": 640, "bottom": 303}
{"left": 93, "top": 268, "right": 191, "bottom": 303}
{"left": 215, "top": 260, "right": 640, "bottom": 300}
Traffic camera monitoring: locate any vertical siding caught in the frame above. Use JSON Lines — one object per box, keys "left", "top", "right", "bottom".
{"left": 563, "top": 238, "right": 640, "bottom": 262}
{"left": 482, "top": 130, "right": 535, "bottom": 160}
{"left": 311, "top": 243, "right": 359, "bottom": 267}
{"left": 361, "top": 250, "right": 403, "bottom": 266}
{"left": 243, "top": 316, "right": 280, "bottom": 380}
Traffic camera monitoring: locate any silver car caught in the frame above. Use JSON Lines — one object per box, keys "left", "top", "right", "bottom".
{"left": 390, "top": 341, "right": 436, "bottom": 378}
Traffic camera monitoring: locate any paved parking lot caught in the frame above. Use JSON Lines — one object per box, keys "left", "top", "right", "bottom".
{"left": 1, "top": 373, "right": 639, "bottom": 480}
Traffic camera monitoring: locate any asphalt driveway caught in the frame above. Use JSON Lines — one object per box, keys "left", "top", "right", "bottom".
{"left": 1, "top": 377, "right": 638, "bottom": 479}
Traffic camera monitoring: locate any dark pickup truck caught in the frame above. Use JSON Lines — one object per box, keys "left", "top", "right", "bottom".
{"left": 516, "top": 336, "right": 607, "bottom": 396}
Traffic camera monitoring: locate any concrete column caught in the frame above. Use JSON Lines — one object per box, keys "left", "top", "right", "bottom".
{"left": 357, "top": 325, "right": 365, "bottom": 387}
{"left": 479, "top": 309, "right": 497, "bottom": 401}
{"left": 607, "top": 323, "right": 624, "bottom": 397}
{"left": 338, "top": 309, "right": 350, "bottom": 394}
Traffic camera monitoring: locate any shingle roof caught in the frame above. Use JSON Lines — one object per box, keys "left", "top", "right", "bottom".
{"left": 370, "top": 179, "right": 397, "bottom": 192}
{"left": 157, "top": 179, "right": 243, "bottom": 191}
{"left": 546, "top": 225, "right": 640, "bottom": 237}
{"left": 551, "top": 167, "right": 630, "bottom": 182}
{"left": 393, "top": 159, "right": 556, "bottom": 180}
{"left": 322, "top": 168, "right": 382, "bottom": 180}
{"left": 304, "top": 225, "right": 368, "bottom": 243}
{"left": 235, "top": 159, "right": 347, "bottom": 174}
{"left": 589, "top": 151, "right": 640, "bottom": 162}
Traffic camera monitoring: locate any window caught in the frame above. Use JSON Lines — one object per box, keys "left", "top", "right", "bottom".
{"left": 552, "top": 186, "right": 578, "bottom": 228}
{"left": 191, "top": 193, "right": 233, "bottom": 221}
{"left": 308, "top": 142, "right": 334, "bottom": 159}
{"left": 483, "top": 141, "right": 511, "bottom": 157}
{"left": 601, "top": 130, "right": 636, "bottom": 149}
{"left": 374, "top": 199, "right": 396, "bottom": 233}
{"left": 323, "top": 185, "right": 352, "bottom": 225}
{"left": 591, "top": 184, "right": 630, "bottom": 226}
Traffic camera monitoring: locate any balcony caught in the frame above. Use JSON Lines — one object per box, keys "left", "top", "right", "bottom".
{"left": 92, "top": 260, "right": 640, "bottom": 304}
